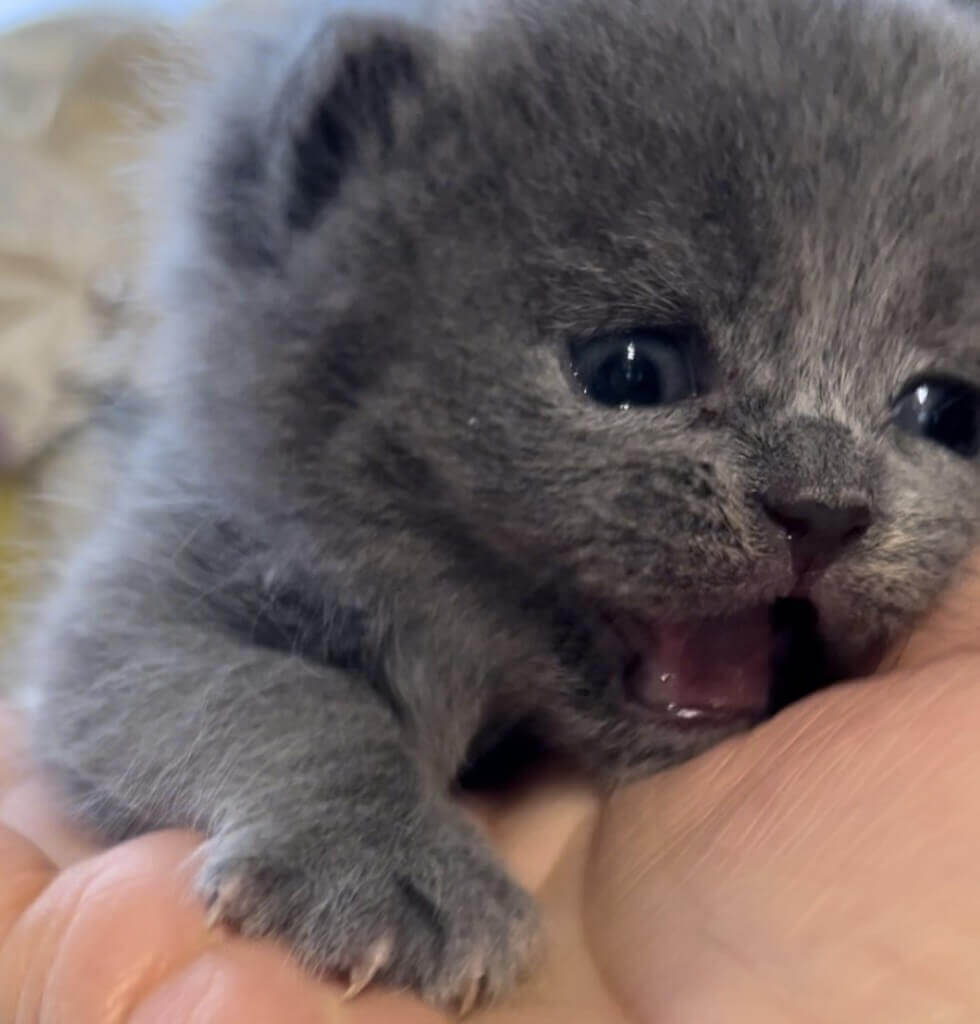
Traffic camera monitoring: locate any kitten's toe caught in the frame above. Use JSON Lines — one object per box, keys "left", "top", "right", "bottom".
{"left": 196, "top": 816, "right": 541, "bottom": 1011}
{"left": 406, "top": 852, "right": 542, "bottom": 1011}
{"left": 199, "top": 856, "right": 298, "bottom": 935}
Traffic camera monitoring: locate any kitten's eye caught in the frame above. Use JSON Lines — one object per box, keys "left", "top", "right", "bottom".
{"left": 892, "top": 375, "right": 980, "bottom": 457}
{"left": 569, "top": 330, "right": 699, "bottom": 409}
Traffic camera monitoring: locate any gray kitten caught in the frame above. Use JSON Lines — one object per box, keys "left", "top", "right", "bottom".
{"left": 29, "top": 0, "right": 980, "bottom": 1011}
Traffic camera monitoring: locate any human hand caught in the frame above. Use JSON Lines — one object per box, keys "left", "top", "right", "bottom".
{"left": 578, "top": 553, "right": 980, "bottom": 1023}
{"left": 2, "top": 552, "right": 978, "bottom": 1023}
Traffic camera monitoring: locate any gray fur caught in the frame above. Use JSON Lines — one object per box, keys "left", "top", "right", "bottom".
{"left": 29, "top": 0, "right": 980, "bottom": 1009}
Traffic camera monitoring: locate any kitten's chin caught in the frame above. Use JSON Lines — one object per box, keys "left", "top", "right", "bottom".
{"left": 612, "top": 597, "right": 884, "bottom": 728}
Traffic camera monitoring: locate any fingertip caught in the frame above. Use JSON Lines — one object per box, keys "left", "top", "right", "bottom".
{"left": 3, "top": 830, "right": 211, "bottom": 1024}
{"left": 0, "top": 777, "right": 101, "bottom": 868}
{"left": 128, "top": 936, "right": 453, "bottom": 1024}
{"left": 0, "top": 820, "right": 57, "bottom": 952}
{"left": 0, "top": 824, "right": 60, "bottom": 1024}
{"left": 127, "top": 945, "right": 333, "bottom": 1024}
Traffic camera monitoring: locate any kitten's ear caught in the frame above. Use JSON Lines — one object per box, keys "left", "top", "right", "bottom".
{"left": 270, "top": 16, "right": 437, "bottom": 231}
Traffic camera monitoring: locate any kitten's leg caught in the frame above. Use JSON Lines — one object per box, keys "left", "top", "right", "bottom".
{"left": 31, "top": 572, "right": 539, "bottom": 1008}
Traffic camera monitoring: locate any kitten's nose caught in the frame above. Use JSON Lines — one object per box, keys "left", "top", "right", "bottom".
{"left": 762, "top": 497, "right": 872, "bottom": 577}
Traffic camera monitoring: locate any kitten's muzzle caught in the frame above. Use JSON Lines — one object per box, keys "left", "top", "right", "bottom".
{"left": 596, "top": 493, "right": 880, "bottom": 730}
{"left": 613, "top": 593, "right": 876, "bottom": 728}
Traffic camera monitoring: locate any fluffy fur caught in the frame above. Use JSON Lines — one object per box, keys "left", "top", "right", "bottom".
{"left": 29, "top": 0, "right": 980, "bottom": 1009}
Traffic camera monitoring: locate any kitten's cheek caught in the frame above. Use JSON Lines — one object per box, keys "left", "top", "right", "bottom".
{"left": 808, "top": 595, "right": 891, "bottom": 677}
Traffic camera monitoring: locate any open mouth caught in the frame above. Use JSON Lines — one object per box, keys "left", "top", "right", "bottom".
{"left": 616, "top": 597, "right": 843, "bottom": 728}
{"left": 460, "top": 594, "right": 878, "bottom": 793}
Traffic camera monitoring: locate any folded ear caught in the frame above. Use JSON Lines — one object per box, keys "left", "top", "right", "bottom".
{"left": 269, "top": 15, "right": 437, "bottom": 231}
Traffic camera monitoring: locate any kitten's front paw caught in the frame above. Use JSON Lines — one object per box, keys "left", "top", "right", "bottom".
{"left": 197, "top": 811, "right": 541, "bottom": 1012}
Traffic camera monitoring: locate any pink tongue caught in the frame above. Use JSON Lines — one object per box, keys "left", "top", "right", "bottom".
{"left": 628, "top": 606, "right": 773, "bottom": 718}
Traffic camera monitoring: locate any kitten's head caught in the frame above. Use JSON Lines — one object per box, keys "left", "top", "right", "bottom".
{"left": 155, "top": 0, "right": 980, "bottom": 769}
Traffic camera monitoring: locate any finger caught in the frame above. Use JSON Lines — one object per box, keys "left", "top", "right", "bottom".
{"left": 463, "top": 768, "right": 599, "bottom": 893}
{"left": 477, "top": 806, "right": 630, "bottom": 1024}
{"left": 0, "top": 702, "right": 103, "bottom": 867}
{"left": 0, "top": 811, "right": 446, "bottom": 1024}
{"left": 0, "top": 830, "right": 218, "bottom": 1024}
{"left": 587, "top": 650, "right": 980, "bottom": 1023}
{"left": 0, "top": 703, "right": 601, "bottom": 1022}
{"left": 457, "top": 768, "right": 625, "bottom": 1023}
{"left": 0, "top": 824, "right": 56, "bottom": 948}
{"left": 128, "top": 944, "right": 340, "bottom": 1024}
{"left": 0, "top": 775, "right": 101, "bottom": 867}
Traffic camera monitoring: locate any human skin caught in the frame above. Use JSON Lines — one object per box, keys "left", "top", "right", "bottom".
{"left": 1, "top": 552, "right": 978, "bottom": 1024}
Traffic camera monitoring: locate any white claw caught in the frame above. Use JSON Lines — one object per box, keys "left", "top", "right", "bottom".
{"left": 204, "top": 874, "right": 247, "bottom": 931}
{"left": 343, "top": 936, "right": 394, "bottom": 1001}
{"left": 457, "top": 973, "right": 484, "bottom": 1018}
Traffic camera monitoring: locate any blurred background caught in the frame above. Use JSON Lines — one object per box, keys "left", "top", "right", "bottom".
{"left": 0, "top": 0, "right": 395, "bottom": 693}
{"left": 0, "top": 0, "right": 204, "bottom": 31}
{"left": 0, "top": 0, "right": 259, "bottom": 679}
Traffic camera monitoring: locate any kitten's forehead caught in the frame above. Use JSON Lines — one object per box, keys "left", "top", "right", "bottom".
{"left": 435, "top": 0, "right": 980, "bottom": 361}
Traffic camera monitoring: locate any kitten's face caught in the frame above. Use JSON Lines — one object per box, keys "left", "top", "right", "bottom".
{"left": 169, "top": 0, "right": 980, "bottom": 764}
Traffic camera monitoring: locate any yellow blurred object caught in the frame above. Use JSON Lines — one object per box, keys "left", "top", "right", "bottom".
{"left": 0, "top": 13, "right": 180, "bottom": 470}
{"left": 0, "top": 8, "right": 196, "bottom": 686}
{"left": 0, "top": 2, "right": 290, "bottom": 688}
{"left": 0, "top": 482, "right": 22, "bottom": 636}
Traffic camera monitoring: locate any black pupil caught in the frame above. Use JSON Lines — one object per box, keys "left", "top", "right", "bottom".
{"left": 900, "top": 380, "right": 980, "bottom": 457}
{"left": 592, "top": 345, "right": 662, "bottom": 406}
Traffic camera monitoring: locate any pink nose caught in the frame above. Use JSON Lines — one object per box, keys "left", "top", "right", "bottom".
{"left": 762, "top": 498, "right": 872, "bottom": 576}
